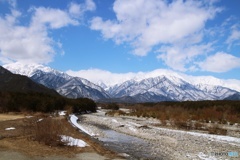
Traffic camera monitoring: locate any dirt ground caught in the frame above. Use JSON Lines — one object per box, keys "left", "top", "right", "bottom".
{"left": 0, "top": 113, "right": 25, "bottom": 121}
{"left": 0, "top": 113, "right": 124, "bottom": 160}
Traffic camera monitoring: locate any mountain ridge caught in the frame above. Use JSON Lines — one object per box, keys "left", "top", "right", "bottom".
{"left": 106, "top": 75, "right": 237, "bottom": 102}
{"left": 4, "top": 63, "right": 240, "bottom": 102}
{"left": 4, "top": 63, "right": 110, "bottom": 100}
{"left": 67, "top": 68, "right": 240, "bottom": 92}
{"left": 0, "top": 66, "right": 59, "bottom": 96}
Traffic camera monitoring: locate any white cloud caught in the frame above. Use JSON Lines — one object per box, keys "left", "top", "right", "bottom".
{"left": 67, "top": 69, "right": 136, "bottom": 87}
{"left": 84, "top": 0, "right": 96, "bottom": 11}
{"left": 198, "top": 52, "right": 240, "bottom": 72}
{"left": 0, "top": 0, "right": 96, "bottom": 64}
{"left": 157, "top": 43, "right": 213, "bottom": 71}
{"left": 69, "top": 2, "right": 82, "bottom": 17}
{"left": 90, "top": 0, "right": 221, "bottom": 56}
{"left": 66, "top": 68, "right": 184, "bottom": 87}
{"left": 31, "top": 7, "right": 79, "bottom": 29}
{"left": 69, "top": 0, "right": 96, "bottom": 18}
{"left": 0, "top": 0, "right": 16, "bottom": 8}
{"left": 0, "top": 8, "right": 72, "bottom": 64}
{"left": 226, "top": 28, "right": 240, "bottom": 45}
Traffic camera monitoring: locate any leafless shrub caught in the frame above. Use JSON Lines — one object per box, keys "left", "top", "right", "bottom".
{"left": 34, "top": 117, "right": 67, "bottom": 147}
{"left": 106, "top": 110, "right": 126, "bottom": 116}
{"left": 193, "top": 122, "right": 204, "bottom": 130}
{"left": 174, "top": 121, "right": 190, "bottom": 130}
{"left": 208, "top": 124, "right": 227, "bottom": 135}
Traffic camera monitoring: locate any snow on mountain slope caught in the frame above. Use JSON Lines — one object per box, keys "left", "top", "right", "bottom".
{"left": 4, "top": 62, "right": 240, "bottom": 102}
{"left": 4, "top": 63, "right": 110, "bottom": 100}
{"left": 31, "top": 70, "right": 72, "bottom": 89}
{"left": 183, "top": 75, "right": 240, "bottom": 93}
{"left": 4, "top": 62, "right": 55, "bottom": 77}
{"left": 68, "top": 68, "right": 240, "bottom": 92}
{"left": 108, "top": 76, "right": 220, "bottom": 101}
{"left": 57, "top": 77, "right": 109, "bottom": 100}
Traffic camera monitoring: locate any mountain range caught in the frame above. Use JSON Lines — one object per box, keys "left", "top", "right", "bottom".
{"left": 0, "top": 66, "right": 58, "bottom": 96}
{"left": 3, "top": 63, "right": 240, "bottom": 102}
{"left": 3, "top": 63, "right": 109, "bottom": 100}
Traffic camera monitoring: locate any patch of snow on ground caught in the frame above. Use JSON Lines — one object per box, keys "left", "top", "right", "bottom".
{"left": 128, "top": 126, "right": 137, "bottom": 132}
{"left": 37, "top": 118, "right": 43, "bottom": 122}
{"left": 112, "top": 119, "right": 118, "bottom": 123}
{"left": 97, "top": 110, "right": 103, "bottom": 113}
{"left": 59, "top": 111, "right": 67, "bottom": 116}
{"left": 188, "top": 131, "right": 240, "bottom": 147}
{"left": 70, "top": 115, "right": 95, "bottom": 136}
{"left": 5, "top": 127, "right": 15, "bottom": 130}
{"left": 128, "top": 122, "right": 142, "bottom": 127}
{"left": 25, "top": 116, "right": 33, "bottom": 118}
{"left": 154, "top": 126, "right": 240, "bottom": 146}
{"left": 61, "top": 135, "right": 88, "bottom": 147}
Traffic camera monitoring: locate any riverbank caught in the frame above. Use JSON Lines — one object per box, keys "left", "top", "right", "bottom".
{"left": 0, "top": 113, "right": 124, "bottom": 160}
{"left": 1, "top": 111, "right": 239, "bottom": 160}
{"left": 77, "top": 110, "right": 240, "bottom": 160}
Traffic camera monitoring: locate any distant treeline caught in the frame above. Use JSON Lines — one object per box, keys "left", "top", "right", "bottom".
{"left": 126, "top": 100, "right": 240, "bottom": 124}
{"left": 138, "top": 100, "right": 240, "bottom": 110}
{"left": 0, "top": 92, "right": 96, "bottom": 113}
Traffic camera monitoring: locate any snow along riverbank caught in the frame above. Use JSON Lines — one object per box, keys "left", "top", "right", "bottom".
{"left": 70, "top": 114, "right": 95, "bottom": 136}
{"left": 73, "top": 110, "right": 240, "bottom": 160}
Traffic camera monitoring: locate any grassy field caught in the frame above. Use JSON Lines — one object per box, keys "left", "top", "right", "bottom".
{"left": 0, "top": 113, "right": 120, "bottom": 159}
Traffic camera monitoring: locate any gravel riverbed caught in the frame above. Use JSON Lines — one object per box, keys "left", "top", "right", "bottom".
{"left": 77, "top": 110, "right": 240, "bottom": 160}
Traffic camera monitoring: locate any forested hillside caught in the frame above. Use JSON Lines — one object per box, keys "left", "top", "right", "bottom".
{"left": 0, "top": 66, "right": 96, "bottom": 113}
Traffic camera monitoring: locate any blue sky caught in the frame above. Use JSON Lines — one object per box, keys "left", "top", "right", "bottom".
{"left": 0, "top": 0, "right": 240, "bottom": 81}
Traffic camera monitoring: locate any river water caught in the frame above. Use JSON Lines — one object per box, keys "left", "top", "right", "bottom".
{"left": 95, "top": 124, "right": 164, "bottom": 160}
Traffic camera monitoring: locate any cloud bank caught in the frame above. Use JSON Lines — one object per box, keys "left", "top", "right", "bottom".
{"left": 90, "top": 0, "right": 240, "bottom": 73}
{"left": 1, "top": 0, "right": 240, "bottom": 74}
{"left": 0, "top": 0, "right": 95, "bottom": 64}
{"left": 199, "top": 52, "right": 240, "bottom": 72}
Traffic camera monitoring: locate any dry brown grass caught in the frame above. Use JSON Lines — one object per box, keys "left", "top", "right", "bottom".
{"left": 0, "top": 113, "right": 25, "bottom": 121}
{"left": 0, "top": 113, "right": 120, "bottom": 159}
{"left": 105, "top": 110, "right": 126, "bottom": 116}
{"left": 33, "top": 117, "right": 66, "bottom": 147}
{"left": 208, "top": 124, "right": 227, "bottom": 135}
{"left": 125, "top": 102, "right": 240, "bottom": 135}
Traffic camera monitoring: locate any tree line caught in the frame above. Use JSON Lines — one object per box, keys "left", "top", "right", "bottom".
{"left": 126, "top": 100, "right": 240, "bottom": 124}
{"left": 0, "top": 92, "right": 97, "bottom": 113}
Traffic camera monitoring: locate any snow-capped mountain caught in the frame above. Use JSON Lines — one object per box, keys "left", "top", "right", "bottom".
{"left": 3, "top": 63, "right": 110, "bottom": 100}
{"left": 56, "top": 77, "right": 109, "bottom": 99}
{"left": 67, "top": 68, "right": 240, "bottom": 92}
{"left": 4, "top": 62, "right": 239, "bottom": 102}
{"left": 106, "top": 76, "right": 237, "bottom": 102}
{"left": 224, "top": 93, "right": 240, "bottom": 100}
{"left": 4, "top": 63, "right": 56, "bottom": 77}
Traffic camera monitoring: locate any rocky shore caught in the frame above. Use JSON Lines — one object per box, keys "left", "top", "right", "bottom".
{"left": 78, "top": 110, "right": 240, "bottom": 160}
